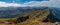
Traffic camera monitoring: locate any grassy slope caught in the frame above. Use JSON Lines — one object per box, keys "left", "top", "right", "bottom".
{"left": 0, "top": 8, "right": 57, "bottom": 25}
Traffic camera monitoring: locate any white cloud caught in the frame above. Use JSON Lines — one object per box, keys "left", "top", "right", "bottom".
{"left": 23, "top": 0, "right": 60, "bottom": 7}
{"left": 0, "top": 2, "right": 21, "bottom": 7}
{"left": 0, "top": 0, "right": 60, "bottom": 7}
{"left": 24, "top": 1, "right": 50, "bottom": 6}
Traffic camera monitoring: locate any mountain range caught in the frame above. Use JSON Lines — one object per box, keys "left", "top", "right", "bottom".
{"left": 0, "top": 7, "right": 60, "bottom": 20}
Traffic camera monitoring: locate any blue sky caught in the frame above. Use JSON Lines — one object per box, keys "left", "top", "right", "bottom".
{"left": 0, "top": 0, "right": 59, "bottom": 8}
{"left": 0, "top": 0, "right": 49, "bottom": 3}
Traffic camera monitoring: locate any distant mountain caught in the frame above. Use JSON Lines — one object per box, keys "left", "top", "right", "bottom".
{"left": 0, "top": 7, "right": 44, "bottom": 18}
{"left": 0, "top": 7, "right": 60, "bottom": 20}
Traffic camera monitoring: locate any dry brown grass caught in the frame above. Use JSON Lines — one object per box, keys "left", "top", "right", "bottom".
{"left": 0, "top": 18, "right": 57, "bottom": 25}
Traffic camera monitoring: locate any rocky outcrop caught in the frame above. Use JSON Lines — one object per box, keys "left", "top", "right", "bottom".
{"left": 15, "top": 16, "right": 29, "bottom": 23}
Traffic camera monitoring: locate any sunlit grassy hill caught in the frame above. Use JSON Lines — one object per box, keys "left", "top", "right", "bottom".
{"left": 0, "top": 8, "right": 50, "bottom": 25}
{"left": 0, "top": 7, "right": 59, "bottom": 25}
